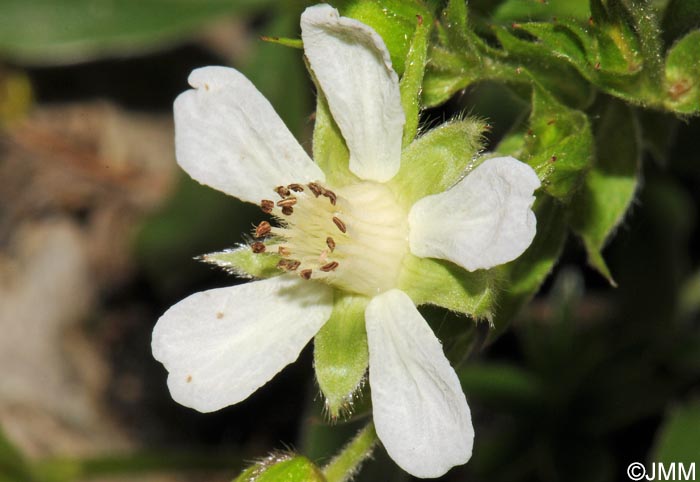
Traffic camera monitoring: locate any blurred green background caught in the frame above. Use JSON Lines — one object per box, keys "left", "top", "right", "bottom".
{"left": 0, "top": 1, "right": 698, "bottom": 481}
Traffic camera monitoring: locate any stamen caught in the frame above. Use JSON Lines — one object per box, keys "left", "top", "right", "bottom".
{"left": 277, "top": 197, "right": 297, "bottom": 207}
{"left": 274, "top": 186, "right": 291, "bottom": 198}
{"left": 255, "top": 221, "right": 271, "bottom": 238}
{"left": 300, "top": 269, "right": 312, "bottom": 280}
{"left": 282, "top": 206, "right": 294, "bottom": 216}
{"left": 326, "top": 237, "right": 336, "bottom": 252}
{"left": 307, "top": 182, "right": 323, "bottom": 197}
{"left": 288, "top": 183, "right": 304, "bottom": 192}
{"left": 332, "top": 216, "right": 347, "bottom": 233}
{"left": 251, "top": 242, "right": 266, "bottom": 253}
{"left": 320, "top": 261, "right": 339, "bottom": 272}
{"left": 260, "top": 200, "right": 274, "bottom": 214}
{"left": 277, "top": 259, "right": 300, "bottom": 271}
{"left": 323, "top": 190, "right": 337, "bottom": 206}
{"left": 278, "top": 246, "right": 291, "bottom": 256}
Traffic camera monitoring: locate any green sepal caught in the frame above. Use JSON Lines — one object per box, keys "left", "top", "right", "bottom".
{"left": 310, "top": 77, "right": 357, "bottom": 188}
{"left": 522, "top": 86, "right": 593, "bottom": 201}
{"left": 489, "top": 195, "right": 569, "bottom": 337}
{"left": 339, "top": 0, "right": 433, "bottom": 76}
{"left": 399, "top": 12, "right": 432, "bottom": 146}
{"left": 390, "top": 117, "right": 487, "bottom": 208}
{"left": 260, "top": 35, "right": 302, "bottom": 49}
{"left": 570, "top": 99, "right": 640, "bottom": 285}
{"left": 314, "top": 292, "right": 369, "bottom": 420}
{"left": 399, "top": 254, "right": 501, "bottom": 321}
{"left": 233, "top": 453, "right": 326, "bottom": 482}
{"left": 200, "top": 246, "right": 281, "bottom": 279}
{"left": 663, "top": 30, "right": 700, "bottom": 114}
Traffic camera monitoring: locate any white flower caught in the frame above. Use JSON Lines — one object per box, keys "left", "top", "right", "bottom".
{"left": 152, "top": 4, "right": 540, "bottom": 479}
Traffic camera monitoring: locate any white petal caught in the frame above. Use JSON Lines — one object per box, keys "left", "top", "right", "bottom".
{"left": 152, "top": 276, "right": 333, "bottom": 413}
{"left": 409, "top": 156, "right": 540, "bottom": 271}
{"left": 366, "top": 289, "right": 473, "bottom": 478}
{"left": 174, "top": 66, "right": 325, "bottom": 204}
{"left": 301, "top": 4, "right": 404, "bottom": 183}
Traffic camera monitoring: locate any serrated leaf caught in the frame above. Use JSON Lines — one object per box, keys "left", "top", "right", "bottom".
{"left": 201, "top": 246, "right": 281, "bottom": 279}
{"left": 399, "top": 13, "right": 431, "bottom": 146}
{"left": 570, "top": 100, "right": 640, "bottom": 285}
{"left": 390, "top": 118, "right": 486, "bottom": 207}
{"left": 493, "top": 26, "right": 594, "bottom": 107}
{"left": 314, "top": 293, "right": 369, "bottom": 419}
{"left": 663, "top": 30, "right": 700, "bottom": 113}
{"left": 523, "top": 86, "right": 593, "bottom": 200}
{"left": 0, "top": 0, "right": 270, "bottom": 65}
{"left": 399, "top": 254, "right": 501, "bottom": 320}
{"left": 490, "top": 195, "right": 569, "bottom": 336}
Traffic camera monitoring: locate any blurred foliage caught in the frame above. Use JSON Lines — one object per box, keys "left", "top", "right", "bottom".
{"left": 1, "top": 0, "right": 699, "bottom": 481}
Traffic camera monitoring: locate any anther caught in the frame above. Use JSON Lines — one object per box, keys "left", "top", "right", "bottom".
{"left": 277, "top": 197, "right": 297, "bottom": 207}
{"left": 260, "top": 199, "right": 274, "bottom": 214}
{"left": 282, "top": 206, "right": 294, "bottom": 216}
{"left": 320, "top": 261, "right": 339, "bottom": 272}
{"left": 277, "top": 259, "right": 301, "bottom": 271}
{"left": 251, "top": 242, "right": 266, "bottom": 253}
{"left": 326, "top": 237, "right": 336, "bottom": 252}
{"left": 278, "top": 246, "right": 291, "bottom": 256}
{"left": 300, "top": 269, "right": 312, "bottom": 280}
{"left": 288, "top": 183, "right": 304, "bottom": 192}
{"left": 332, "top": 216, "right": 347, "bottom": 233}
{"left": 307, "top": 182, "right": 323, "bottom": 197}
{"left": 274, "top": 186, "right": 291, "bottom": 198}
{"left": 323, "top": 189, "right": 337, "bottom": 206}
{"left": 255, "top": 221, "right": 271, "bottom": 238}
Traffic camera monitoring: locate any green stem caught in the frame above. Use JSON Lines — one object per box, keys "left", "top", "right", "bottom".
{"left": 322, "top": 423, "right": 378, "bottom": 482}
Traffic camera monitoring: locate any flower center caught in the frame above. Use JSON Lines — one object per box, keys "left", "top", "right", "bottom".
{"left": 252, "top": 181, "right": 408, "bottom": 297}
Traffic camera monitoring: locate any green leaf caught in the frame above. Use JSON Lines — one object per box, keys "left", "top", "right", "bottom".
{"left": 314, "top": 293, "right": 369, "bottom": 419}
{"left": 663, "top": 30, "right": 700, "bottom": 113}
{"left": 490, "top": 195, "right": 569, "bottom": 336}
{"left": 201, "top": 246, "right": 281, "bottom": 279}
{"left": 492, "top": 26, "right": 595, "bottom": 108}
{"left": 493, "top": 0, "right": 591, "bottom": 22}
{"left": 570, "top": 100, "right": 640, "bottom": 285}
{"left": 522, "top": 86, "right": 593, "bottom": 201}
{"left": 0, "top": 0, "right": 270, "bottom": 65}
{"left": 652, "top": 399, "right": 700, "bottom": 465}
{"left": 233, "top": 454, "right": 326, "bottom": 482}
{"left": 311, "top": 86, "right": 357, "bottom": 188}
{"left": 399, "top": 13, "right": 431, "bottom": 146}
{"left": 390, "top": 118, "right": 486, "bottom": 207}
{"left": 399, "top": 254, "right": 501, "bottom": 320}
